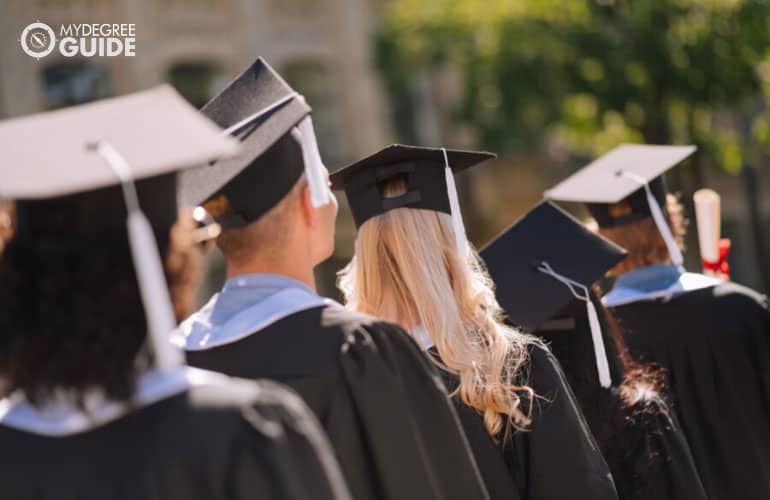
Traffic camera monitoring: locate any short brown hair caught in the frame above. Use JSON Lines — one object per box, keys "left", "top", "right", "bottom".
{"left": 598, "top": 194, "right": 688, "bottom": 276}
{"left": 216, "top": 177, "right": 306, "bottom": 267}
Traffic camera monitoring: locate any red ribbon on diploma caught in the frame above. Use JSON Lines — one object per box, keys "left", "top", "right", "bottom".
{"left": 702, "top": 238, "right": 731, "bottom": 278}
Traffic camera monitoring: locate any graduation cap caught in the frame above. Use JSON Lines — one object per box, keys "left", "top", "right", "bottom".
{"left": 330, "top": 144, "right": 496, "bottom": 256}
{"left": 0, "top": 85, "right": 239, "bottom": 370}
{"left": 178, "top": 57, "right": 330, "bottom": 229}
{"left": 545, "top": 144, "right": 696, "bottom": 268}
{"left": 480, "top": 201, "right": 627, "bottom": 387}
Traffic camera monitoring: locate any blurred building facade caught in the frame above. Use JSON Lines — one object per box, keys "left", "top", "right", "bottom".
{"left": 0, "top": 0, "right": 395, "bottom": 297}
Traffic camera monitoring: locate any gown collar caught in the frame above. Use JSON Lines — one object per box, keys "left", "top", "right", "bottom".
{"left": 221, "top": 272, "right": 315, "bottom": 294}
{"left": 603, "top": 264, "right": 720, "bottom": 307}
{"left": 174, "top": 272, "right": 336, "bottom": 351}
{"left": 0, "top": 366, "right": 225, "bottom": 436}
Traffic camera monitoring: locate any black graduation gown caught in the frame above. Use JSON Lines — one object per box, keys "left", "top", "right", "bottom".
{"left": 541, "top": 312, "right": 707, "bottom": 500}
{"left": 0, "top": 375, "right": 350, "bottom": 500}
{"left": 607, "top": 281, "right": 770, "bottom": 500}
{"left": 186, "top": 304, "right": 490, "bottom": 500}
{"left": 430, "top": 344, "right": 618, "bottom": 500}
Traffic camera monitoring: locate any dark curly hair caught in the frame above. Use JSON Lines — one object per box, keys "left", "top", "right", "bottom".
{"left": 594, "top": 290, "right": 667, "bottom": 414}
{"left": 0, "top": 202, "right": 202, "bottom": 406}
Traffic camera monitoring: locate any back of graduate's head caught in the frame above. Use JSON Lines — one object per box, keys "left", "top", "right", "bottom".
{"left": 544, "top": 144, "right": 696, "bottom": 276}
{"left": 0, "top": 82, "right": 240, "bottom": 405}
{"left": 0, "top": 193, "right": 202, "bottom": 405}
{"left": 593, "top": 193, "right": 687, "bottom": 276}
{"left": 339, "top": 175, "right": 537, "bottom": 440}
{"left": 210, "top": 133, "right": 338, "bottom": 278}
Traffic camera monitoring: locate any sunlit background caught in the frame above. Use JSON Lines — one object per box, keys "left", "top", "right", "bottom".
{"left": 2, "top": 0, "right": 769, "bottom": 301}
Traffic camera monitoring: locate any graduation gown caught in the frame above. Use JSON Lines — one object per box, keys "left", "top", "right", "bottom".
{"left": 184, "top": 303, "right": 490, "bottom": 500}
{"left": 539, "top": 307, "right": 707, "bottom": 500}
{"left": 607, "top": 281, "right": 770, "bottom": 500}
{"left": 0, "top": 368, "right": 350, "bottom": 500}
{"left": 430, "top": 344, "right": 618, "bottom": 500}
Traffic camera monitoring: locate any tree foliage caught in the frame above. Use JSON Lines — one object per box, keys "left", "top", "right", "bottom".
{"left": 376, "top": 0, "right": 770, "bottom": 172}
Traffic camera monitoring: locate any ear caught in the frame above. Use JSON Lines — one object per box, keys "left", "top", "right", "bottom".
{"left": 299, "top": 184, "right": 317, "bottom": 229}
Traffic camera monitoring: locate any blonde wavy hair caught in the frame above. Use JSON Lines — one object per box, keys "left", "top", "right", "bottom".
{"left": 338, "top": 177, "right": 538, "bottom": 440}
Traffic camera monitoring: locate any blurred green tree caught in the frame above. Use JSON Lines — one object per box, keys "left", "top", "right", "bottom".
{"left": 377, "top": 0, "right": 770, "bottom": 170}
{"left": 376, "top": 0, "right": 770, "bottom": 288}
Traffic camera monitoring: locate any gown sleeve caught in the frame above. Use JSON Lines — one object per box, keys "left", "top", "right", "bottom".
{"left": 231, "top": 380, "right": 353, "bottom": 500}
{"left": 331, "top": 320, "right": 490, "bottom": 500}
{"left": 511, "top": 345, "right": 618, "bottom": 500}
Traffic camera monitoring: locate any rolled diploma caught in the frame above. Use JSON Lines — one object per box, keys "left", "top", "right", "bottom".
{"left": 693, "top": 189, "right": 721, "bottom": 266}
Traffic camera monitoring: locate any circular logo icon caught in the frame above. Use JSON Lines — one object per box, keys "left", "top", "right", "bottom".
{"left": 20, "top": 22, "right": 56, "bottom": 59}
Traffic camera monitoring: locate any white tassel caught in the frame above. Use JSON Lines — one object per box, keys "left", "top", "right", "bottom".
{"left": 128, "top": 211, "right": 183, "bottom": 369}
{"left": 620, "top": 171, "right": 684, "bottom": 268}
{"left": 89, "top": 141, "right": 183, "bottom": 370}
{"left": 537, "top": 262, "right": 612, "bottom": 388}
{"left": 586, "top": 300, "right": 612, "bottom": 388}
{"left": 442, "top": 148, "right": 468, "bottom": 257}
{"left": 298, "top": 116, "right": 331, "bottom": 208}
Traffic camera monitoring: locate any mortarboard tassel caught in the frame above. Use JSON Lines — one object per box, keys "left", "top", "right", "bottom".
{"left": 537, "top": 262, "right": 612, "bottom": 388}
{"left": 442, "top": 148, "right": 469, "bottom": 257}
{"left": 619, "top": 170, "right": 684, "bottom": 269}
{"left": 89, "top": 141, "right": 183, "bottom": 369}
{"left": 297, "top": 115, "right": 331, "bottom": 208}
{"left": 584, "top": 300, "right": 611, "bottom": 386}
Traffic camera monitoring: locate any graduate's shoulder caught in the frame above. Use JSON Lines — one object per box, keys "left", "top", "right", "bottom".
{"left": 650, "top": 278, "right": 768, "bottom": 310}
{"left": 122, "top": 369, "right": 310, "bottom": 453}
{"left": 296, "top": 302, "right": 418, "bottom": 351}
{"left": 614, "top": 279, "right": 769, "bottom": 329}
{"left": 317, "top": 304, "right": 438, "bottom": 384}
{"left": 222, "top": 303, "right": 421, "bottom": 389}
{"left": 708, "top": 280, "right": 769, "bottom": 311}
{"left": 185, "top": 368, "right": 309, "bottom": 418}
{"left": 525, "top": 342, "right": 567, "bottom": 396}
{"left": 672, "top": 280, "right": 770, "bottom": 328}
{"left": 319, "top": 302, "right": 406, "bottom": 336}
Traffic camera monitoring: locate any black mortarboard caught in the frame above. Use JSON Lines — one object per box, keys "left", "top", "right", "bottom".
{"left": 0, "top": 85, "right": 239, "bottom": 369}
{"left": 545, "top": 144, "right": 695, "bottom": 267}
{"left": 330, "top": 144, "right": 495, "bottom": 255}
{"left": 178, "top": 57, "right": 330, "bottom": 229}
{"left": 480, "top": 201, "right": 626, "bottom": 330}
{"left": 480, "top": 201, "right": 627, "bottom": 387}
